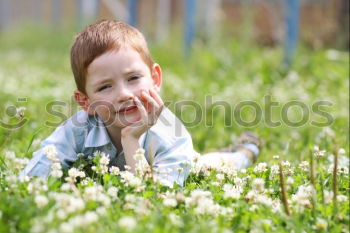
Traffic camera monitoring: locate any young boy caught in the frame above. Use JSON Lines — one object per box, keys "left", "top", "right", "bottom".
{"left": 20, "top": 20, "right": 260, "bottom": 187}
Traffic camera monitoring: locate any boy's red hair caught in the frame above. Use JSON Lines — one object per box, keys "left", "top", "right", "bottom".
{"left": 70, "top": 20, "right": 154, "bottom": 94}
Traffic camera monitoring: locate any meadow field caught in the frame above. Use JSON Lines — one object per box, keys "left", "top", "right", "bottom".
{"left": 0, "top": 26, "right": 349, "bottom": 232}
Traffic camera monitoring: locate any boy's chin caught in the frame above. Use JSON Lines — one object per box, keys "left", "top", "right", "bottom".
{"left": 114, "top": 115, "right": 141, "bottom": 128}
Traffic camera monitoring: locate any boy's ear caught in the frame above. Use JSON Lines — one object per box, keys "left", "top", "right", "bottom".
{"left": 74, "top": 89, "right": 94, "bottom": 115}
{"left": 151, "top": 63, "right": 162, "bottom": 92}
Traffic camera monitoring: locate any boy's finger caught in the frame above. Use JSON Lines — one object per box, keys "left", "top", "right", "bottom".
{"left": 134, "top": 96, "right": 148, "bottom": 120}
{"left": 149, "top": 87, "right": 164, "bottom": 107}
{"left": 141, "top": 91, "right": 159, "bottom": 112}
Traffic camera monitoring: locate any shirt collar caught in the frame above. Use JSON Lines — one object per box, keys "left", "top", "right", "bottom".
{"left": 84, "top": 114, "right": 112, "bottom": 148}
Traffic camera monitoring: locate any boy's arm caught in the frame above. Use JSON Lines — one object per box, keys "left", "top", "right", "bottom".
{"left": 121, "top": 135, "right": 150, "bottom": 174}
{"left": 149, "top": 132, "right": 196, "bottom": 187}
{"left": 19, "top": 120, "right": 80, "bottom": 179}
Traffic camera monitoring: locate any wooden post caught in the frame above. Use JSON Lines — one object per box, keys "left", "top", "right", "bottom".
{"left": 156, "top": 0, "right": 171, "bottom": 43}
{"left": 0, "top": 0, "right": 11, "bottom": 30}
{"left": 184, "top": 0, "right": 196, "bottom": 57}
{"left": 127, "top": 0, "right": 138, "bottom": 27}
{"left": 283, "top": 0, "right": 300, "bottom": 67}
{"left": 52, "top": 0, "right": 62, "bottom": 27}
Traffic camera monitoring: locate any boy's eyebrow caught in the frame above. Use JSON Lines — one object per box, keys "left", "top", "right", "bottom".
{"left": 122, "top": 67, "right": 142, "bottom": 76}
{"left": 92, "top": 77, "right": 112, "bottom": 87}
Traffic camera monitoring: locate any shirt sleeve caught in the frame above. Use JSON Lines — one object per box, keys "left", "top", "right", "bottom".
{"left": 150, "top": 135, "right": 196, "bottom": 187}
{"left": 18, "top": 120, "right": 81, "bottom": 180}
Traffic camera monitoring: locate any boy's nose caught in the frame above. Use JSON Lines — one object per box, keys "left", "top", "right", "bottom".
{"left": 115, "top": 87, "right": 134, "bottom": 103}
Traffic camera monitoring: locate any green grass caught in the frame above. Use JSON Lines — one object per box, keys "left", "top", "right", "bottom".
{"left": 0, "top": 26, "right": 349, "bottom": 233}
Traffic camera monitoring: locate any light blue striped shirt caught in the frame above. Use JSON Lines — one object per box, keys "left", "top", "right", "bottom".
{"left": 19, "top": 107, "right": 197, "bottom": 187}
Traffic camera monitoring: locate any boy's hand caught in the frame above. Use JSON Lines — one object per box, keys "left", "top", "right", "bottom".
{"left": 121, "top": 86, "right": 164, "bottom": 140}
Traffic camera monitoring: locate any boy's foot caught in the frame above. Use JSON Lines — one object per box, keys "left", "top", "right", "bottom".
{"left": 220, "top": 132, "right": 261, "bottom": 163}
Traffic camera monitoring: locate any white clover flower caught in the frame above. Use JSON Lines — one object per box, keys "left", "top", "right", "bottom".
{"left": 292, "top": 184, "right": 314, "bottom": 210}
{"left": 185, "top": 189, "right": 214, "bottom": 211}
{"left": 298, "top": 161, "right": 309, "bottom": 171}
{"left": 5, "top": 151, "right": 16, "bottom": 160}
{"left": 163, "top": 197, "right": 178, "bottom": 207}
{"left": 56, "top": 209, "right": 67, "bottom": 220}
{"left": 233, "top": 177, "right": 243, "bottom": 187}
{"left": 133, "top": 148, "right": 145, "bottom": 161}
{"left": 177, "top": 167, "right": 184, "bottom": 173}
{"left": 193, "top": 153, "right": 201, "bottom": 163}
{"left": 35, "top": 195, "right": 49, "bottom": 208}
{"left": 249, "top": 204, "right": 258, "bottom": 212}
{"left": 314, "top": 218, "right": 328, "bottom": 230}
{"left": 136, "top": 148, "right": 145, "bottom": 155}
{"left": 212, "top": 181, "right": 220, "bottom": 186}
{"left": 60, "top": 183, "right": 72, "bottom": 192}
{"left": 337, "top": 195, "right": 348, "bottom": 202}
{"left": 107, "top": 186, "right": 119, "bottom": 198}
{"left": 15, "top": 106, "right": 26, "bottom": 118}
{"left": 120, "top": 171, "right": 142, "bottom": 187}
{"left": 84, "top": 211, "right": 98, "bottom": 224}
{"left": 254, "top": 162, "right": 268, "bottom": 173}
{"left": 99, "top": 153, "right": 110, "bottom": 166}
{"left": 51, "top": 162, "right": 61, "bottom": 170}
{"left": 66, "top": 168, "right": 85, "bottom": 183}
{"left": 19, "top": 175, "right": 31, "bottom": 183}
{"left": 240, "top": 169, "right": 247, "bottom": 174}
{"left": 168, "top": 213, "right": 184, "bottom": 227}
{"left": 216, "top": 173, "right": 225, "bottom": 182}
{"left": 69, "top": 215, "right": 84, "bottom": 228}
{"left": 281, "top": 160, "right": 291, "bottom": 167}
{"left": 252, "top": 178, "right": 265, "bottom": 193}
{"left": 286, "top": 177, "right": 294, "bottom": 185}
{"left": 32, "top": 139, "right": 41, "bottom": 147}
{"left": 182, "top": 160, "right": 191, "bottom": 167}
{"left": 51, "top": 169, "right": 63, "bottom": 178}
{"left": 323, "top": 190, "right": 333, "bottom": 204}
{"left": 327, "top": 164, "right": 349, "bottom": 175}
{"left": 43, "top": 145, "right": 59, "bottom": 162}
{"left": 96, "top": 207, "right": 107, "bottom": 216}
{"left": 118, "top": 216, "right": 137, "bottom": 229}
{"left": 313, "top": 146, "right": 326, "bottom": 158}
{"left": 270, "top": 165, "right": 280, "bottom": 176}
{"left": 50, "top": 162, "right": 63, "bottom": 178}
{"left": 338, "top": 148, "right": 346, "bottom": 156}
{"left": 109, "top": 166, "right": 120, "bottom": 175}
{"left": 194, "top": 198, "right": 221, "bottom": 216}
{"left": 223, "top": 184, "right": 241, "bottom": 199}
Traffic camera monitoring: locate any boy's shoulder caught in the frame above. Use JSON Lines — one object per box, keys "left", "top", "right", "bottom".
{"left": 148, "top": 107, "right": 192, "bottom": 144}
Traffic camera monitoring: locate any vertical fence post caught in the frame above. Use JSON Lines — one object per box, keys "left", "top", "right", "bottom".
{"left": 52, "top": 0, "right": 62, "bottom": 28}
{"left": 0, "top": 0, "right": 11, "bottom": 30}
{"left": 127, "top": 0, "right": 138, "bottom": 27}
{"left": 32, "top": 0, "right": 42, "bottom": 24}
{"left": 76, "top": 0, "right": 84, "bottom": 28}
{"left": 95, "top": 0, "right": 101, "bottom": 19}
{"left": 283, "top": 0, "right": 300, "bottom": 67}
{"left": 156, "top": 0, "right": 171, "bottom": 43}
{"left": 184, "top": 0, "right": 196, "bottom": 57}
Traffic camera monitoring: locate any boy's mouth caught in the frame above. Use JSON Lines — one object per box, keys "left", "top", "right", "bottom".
{"left": 117, "top": 105, "right": 138, "bottom": 114}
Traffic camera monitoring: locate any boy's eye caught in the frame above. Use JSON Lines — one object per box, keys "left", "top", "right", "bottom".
{"left": 98, "top": 84, "right": 111, "bottom": 92}
{"left": 128, "top": 76, "right": 140, "bottom": 81}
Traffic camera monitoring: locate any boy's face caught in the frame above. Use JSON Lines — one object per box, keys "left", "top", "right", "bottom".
{"left": 74, "top": 47, "right": 162, "bottom": 129}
